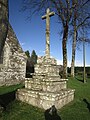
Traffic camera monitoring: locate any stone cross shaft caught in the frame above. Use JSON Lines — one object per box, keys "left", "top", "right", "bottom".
{"left": 42, "top": 8, "right": 55, "bottom": 58}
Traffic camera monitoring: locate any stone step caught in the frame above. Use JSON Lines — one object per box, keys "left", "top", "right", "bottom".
{"left": 32, "top": 74, "right": 62, "bottom": 80}
{"left": 25, "top": 79, "right": 67, "bottom": 92}
{"left": 37, "top": 56, "right": 57, "bottom": 65}
{"left": 16, "top": 88, "right": 75, "bottom": 110}
{"left": 35, "top": 62, "right": 59, "bottom": 75}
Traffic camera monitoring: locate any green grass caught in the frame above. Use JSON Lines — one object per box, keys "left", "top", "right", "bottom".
{"left": 1, "top": 101, "right": 44, "bottom": 120}
{"left": 0, "top": 77, "right": 90, "bottom": 120}
{"left": 60, "top": 77, "right": 90, "bottom": 120}
{"left": 0, "top": 84, "right": 24, "bottom": 95}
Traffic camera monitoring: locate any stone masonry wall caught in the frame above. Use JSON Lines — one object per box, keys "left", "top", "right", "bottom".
{"left": 0, "top": 23, "right": 27, "bottom": 86}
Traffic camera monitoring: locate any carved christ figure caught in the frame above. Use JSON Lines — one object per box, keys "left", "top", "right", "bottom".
{"left": 42, "top": 8, "right": 55, "bottom": 58}
{"left": 0, "top": 0, "right": 8, "bottom": 58}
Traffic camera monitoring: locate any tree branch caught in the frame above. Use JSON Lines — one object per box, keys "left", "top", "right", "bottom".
{"left": 77, "top": 16, "right": 90, "bottom": 29}
{"left": 82, "top": 0, "right": 90, "bottom": 7}
{"left": 51, "top": 0, "right": 65, "bottom": 26}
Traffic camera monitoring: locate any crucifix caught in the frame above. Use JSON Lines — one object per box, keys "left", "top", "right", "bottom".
{"left": 42, "top": 8, "right": 55, "bottom": 58}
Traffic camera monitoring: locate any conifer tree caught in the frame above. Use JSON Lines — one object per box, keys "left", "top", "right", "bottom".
{"left": 31, "top": 50, "right": 37, "bottom": 65}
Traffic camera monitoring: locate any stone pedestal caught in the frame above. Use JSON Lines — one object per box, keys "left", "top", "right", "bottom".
{"left": 16, "top": 56, "right": 75, "bottom": 110}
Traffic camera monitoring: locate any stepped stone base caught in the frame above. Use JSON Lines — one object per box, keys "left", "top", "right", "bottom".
{"left": 25, "top": 78, "right": 67, "bottom": 92}
{"left": 16, "top": 88, "right": 75, "bottom": 110}
{"left": 16, "top": 56, "right": 75, "bottom": 110}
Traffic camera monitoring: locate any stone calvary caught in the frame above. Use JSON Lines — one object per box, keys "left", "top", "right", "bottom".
{"left": 16, "top": 8, "right": 75, "bottom": 110}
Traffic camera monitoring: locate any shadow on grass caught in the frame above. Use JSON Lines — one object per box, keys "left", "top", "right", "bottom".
{"left": 83, "top": 99, "right": 90, "bottom": 112}
{"left": 0, "top": 91, "right": 16, "bottom": 110}
{"left": 75, "top": 76, "right": 84, "bottom": 83}
{"left": 44, "top": 105, "right": 61, "bottom": 120}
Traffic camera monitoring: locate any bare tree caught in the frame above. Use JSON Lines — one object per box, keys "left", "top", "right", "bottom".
{"left": 0, "top": 0, "right": 9, "bottom": 58}
{"left": 71, "top": 0, "right": 90, "bottom": 77}
{"left": 22, "top": 0, "right": 77, "bottom": 78}
{"left": 71, "top": 0, "right": 78, "bottom": 77}
{"left": 51, "top": 0, "right": 74, "bottom": 78}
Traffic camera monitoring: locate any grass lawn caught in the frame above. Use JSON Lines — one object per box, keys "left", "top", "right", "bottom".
{"left": 60, "top": 76, "right": 90, "bottom": 120}
{"left": 0, "top": 84, "right": 24, "bottom": 95}
{"left": 0, "top": 77, "right": 90, "bottom": 120}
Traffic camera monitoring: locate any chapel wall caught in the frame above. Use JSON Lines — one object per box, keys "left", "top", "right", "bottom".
{"left": 0, "top": 24, "right": 27, "bottom": 86}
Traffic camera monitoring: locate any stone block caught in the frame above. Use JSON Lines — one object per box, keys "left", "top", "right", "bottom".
{"left": 25, "top": 79, "right": 67, "bottom": 92}
{"left": 16, "top": 88, "right": 75, "bottom": 110}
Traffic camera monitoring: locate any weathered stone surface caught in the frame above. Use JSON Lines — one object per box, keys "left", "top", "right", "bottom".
{"left": 16, "top": 88, "right": 75, "bottom": 110}
{"left": 35, "top": 56, "right": 59, "bottom": 75}
{"left": 16, "top": 56, "right": 75, "bottom": 110}
{"left": 25, "top": 78, "right": 67, "bottom": 92}
{"left": 0, "top": 0, "right": 8, "bottom": 57}
{"left": 0, "top": 23, "right": 27, "bottom": 86}
{"left": 37, "top": 56, "right": 57, "bottom": 65}
{"left": 42, "top": 8, "right": 55, "bottom": 58}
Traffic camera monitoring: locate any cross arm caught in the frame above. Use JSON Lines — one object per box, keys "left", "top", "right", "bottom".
{"left": 42, "top": 15, "right": 46, "bottom": 20}
{"left": 42, "top": 12, "right": 55, "bottom": 20}
{"left": 49, "top": 12, "right": 55, "bottom": 17}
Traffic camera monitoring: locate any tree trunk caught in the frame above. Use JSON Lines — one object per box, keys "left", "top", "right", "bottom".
{"left": 71, "top": 6, "right": 77, "bottom": 77}
{"left": 0, "top": 0, "right": 8, "bottom": 57}
{"left": 71, "top": 29, "right": 77, "bottom": 77}
{"left": 62, "top": 23, "right": 68, "bottom": 78}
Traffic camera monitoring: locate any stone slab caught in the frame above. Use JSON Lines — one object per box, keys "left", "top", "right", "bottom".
{"left": 35, "top": 64, "right": 59, "bottom": 75}
{"left": 16, "top": 88, "right": 75, "bottom": 110}
{"left": 37, "top": 56, "right": 57, "bottom": 65}
{"left": 25, "top": 79, "right": 67, "bottom": 92}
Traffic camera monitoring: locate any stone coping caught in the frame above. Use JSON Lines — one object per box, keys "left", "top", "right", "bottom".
{"left": 35, "top": 63, "right": 57, "bottom": 66}
{"left": 25, "top": 78, "right": 32, "bottom": 80}
{"left": 17, "top": 88, "right": 75, "bottom": 101}
{"left": 31, "top": 73, "right": 60, "bottom": 76}
{"left": 37, "top": 56, "right": 57, "bottom": 64}
{"left": 25, "top": 78, "right": 68, "bottom": 82}
{"left": 31, "top": 74, "right": 61, "bottom": 78}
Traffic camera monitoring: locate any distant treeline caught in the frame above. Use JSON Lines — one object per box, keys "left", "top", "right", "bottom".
{"left": 68, "top": 67, "right": 90, "bottom": 74}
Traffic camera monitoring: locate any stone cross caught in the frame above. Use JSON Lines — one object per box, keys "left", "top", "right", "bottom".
{"left": 42, "top": 8, "right": 55, "bottom": 58}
